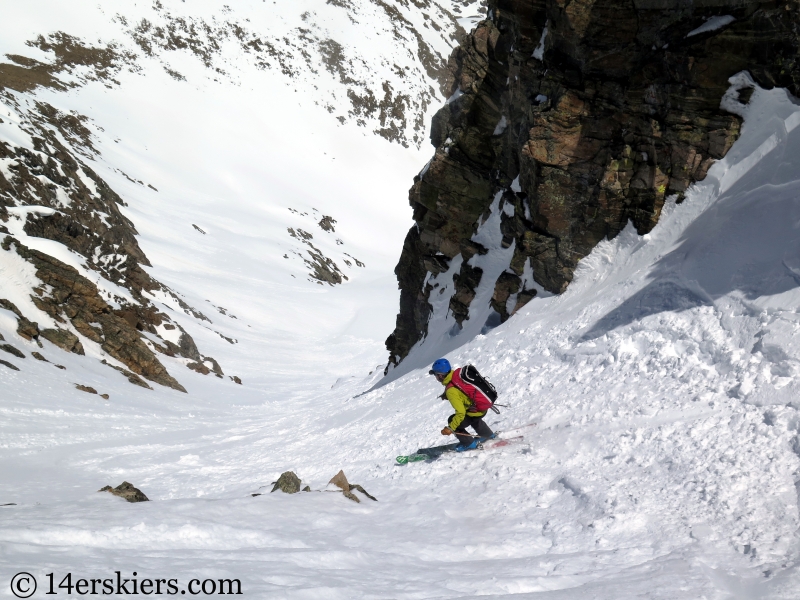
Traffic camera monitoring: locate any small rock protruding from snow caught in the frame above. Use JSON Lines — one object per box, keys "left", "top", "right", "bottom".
{"left": 98, "top": 481, "right": 149, "bottom": 503}
{"left": 328, "top": 470, "right": 377, "bottom": 503}
{"left": 271, "top": 471, "right": 303, "bottom": 494}
{"left": 0, "top": 343, "right": 25, "bottom": 358}
{"left": 0, "top": 359, "right": 19, "bottom": 371}
{"left": 318, "top": 215, "right": 337, "bottom": 232}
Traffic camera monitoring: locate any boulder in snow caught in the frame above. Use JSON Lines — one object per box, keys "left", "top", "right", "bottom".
{"left": 328, "top": 470, "right": 377, "bottom": 503}
{"left": 271, "top": 471, "right": 302, "bottom": 494}
{"left": 98, "top": 481, "right": 149, "bottom": 503}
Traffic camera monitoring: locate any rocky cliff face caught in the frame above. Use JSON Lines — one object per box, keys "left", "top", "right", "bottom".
{"left": 386, "top": 0, "right": 800, "bottom": 368}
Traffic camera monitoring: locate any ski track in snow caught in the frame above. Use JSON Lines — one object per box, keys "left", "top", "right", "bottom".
{"left": 1, "top": 2, "right": 800, "bottom": 597}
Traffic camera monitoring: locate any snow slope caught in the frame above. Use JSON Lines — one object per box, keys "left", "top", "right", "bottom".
{"left": 2, "top": 2, "right": 800, "bottom": 598}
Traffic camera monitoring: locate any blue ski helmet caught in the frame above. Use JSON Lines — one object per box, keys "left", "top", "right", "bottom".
{"left": 429, "top": 358, "right": 451, "bottom": 375}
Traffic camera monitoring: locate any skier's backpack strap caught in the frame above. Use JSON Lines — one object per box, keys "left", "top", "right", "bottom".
{"left": 445, "top": 367, "right": 472, "bottom": 410}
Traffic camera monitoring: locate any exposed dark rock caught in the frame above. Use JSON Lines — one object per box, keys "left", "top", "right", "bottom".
{"left": 204, "top": 356, "right": 224, "bottom": 376}
{"left": 328, "top": 470, "right": 378, "bottom": 503}
{"left": 230, "top": 375, "right": 242, "bottom": 385}
{"left": 349, "top": 483, "right": 377, "bottom": 502}
{"left": 40, "top": 328, "right": 84, "bottom": 355}
{"left": 0, "top": 299, "right": 21, "bottom": 317}
{"left": 0, "top": 343, "right": 24, "bottom": 359}
{"left": 0, "top": 359, "right": 19, "bottom": 371}
{"left": 0, "top": 107, "right": 155, "bottom": 302}
{"left": 4, "top": 237, "right": 186, "bottom": 391}
{"left": 76, "top": 384, "right": 97, "bottom": 394}
{"left": 512, "top": 288, "right": 538, "bottom": 315}
{"left": 16, "top": 317, "right": 40, "bottom": 342}
{"left": 288, "top": 227, "right": 349, "bottom": 285}
{"left": 450, "top": 263, "right": 484, "bottom": 325}
{"left": 187, "top": 361, "right": 210, "bottom": 375}
{"left": 0, "top": 32, "right": 137, "bottom": 94}
{"left": 101, "top": 359, "right": 153, "bottom": 389}
{"left": 0, "top": 299, "right": 41, "bottom": 342}
{"left": 271, "top": 471, "right": 302, "bottom": 494}
{"left": 185, "top": 356, "right": 224, "bottom": 377}
{"left": 31, "top": 351, "right": 48, "bottom": 361}
{"left": 98, "top": 481, "right": 149, "bottom": 503}
{"left": 318, "top": 215, "right": 337, "bottom": 232}
{"left": 0, "top": 57, "right": 66, "bottom": 93}
{"left": 329, "top": 470, "right": 360, "bottom": 503}
{"left": 158, "top": 323, "right": 203, "bottom": 362}
{"left": 387, "top": 0, "right": 800, "bottom": 368}
{"left": 490, "top": 270, "right": 523, "bottom": 320}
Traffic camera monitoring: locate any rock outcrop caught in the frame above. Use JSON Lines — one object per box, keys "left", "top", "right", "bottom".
{"left": 99, "top": 481, "right": 149, "bottom": 503}
{"left": 0, "top": 2, "right": 475, "bottom": 149}
{"left": 386, "top": 0, "right": 800, "bottom": 368}
{"left": 271, "top": 471, "right": 304, "bottom": 494}
{"left": 2, "top": 237, "right": 186, "bottom": 392}
{"left": 328, "top": 470, "right": 378, "bottom": 503}
{"left": 0, "top": 86, "right": 226, "bottom": 389}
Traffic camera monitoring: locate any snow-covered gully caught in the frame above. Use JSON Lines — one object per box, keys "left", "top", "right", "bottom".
{"left": 0, "top": 77, "right": 797, "bottom": 598}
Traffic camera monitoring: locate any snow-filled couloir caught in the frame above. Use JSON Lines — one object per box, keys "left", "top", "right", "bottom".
{"left": 2, "top": 1, "right": 800, "bottom": 599}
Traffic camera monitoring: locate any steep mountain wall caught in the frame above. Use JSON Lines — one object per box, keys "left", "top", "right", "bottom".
{"left": 386, "top": 0, "right": 800, "bottom": 368}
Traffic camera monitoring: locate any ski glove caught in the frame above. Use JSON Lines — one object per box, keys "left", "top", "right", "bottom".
{"left": 441, "top": 427, "right": 453, "bottom": 436}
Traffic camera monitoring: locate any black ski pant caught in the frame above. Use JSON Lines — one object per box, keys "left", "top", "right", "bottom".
{"left": 450, "top": 414, "right": 493, "bottom": 446}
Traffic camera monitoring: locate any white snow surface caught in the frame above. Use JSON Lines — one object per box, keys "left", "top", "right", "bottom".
{"left": 1, "top": 1, "right": 800, "bottom": 595}
{"left": 533, "top": 22, "right": 549, "bottom": 60}
{"left": 687, "top": 15, "right": 736, "bottom": 38}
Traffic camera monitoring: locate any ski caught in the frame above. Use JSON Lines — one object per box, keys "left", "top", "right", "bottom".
{"left": 396, "top": 435, "right": 524, "bottom": 464}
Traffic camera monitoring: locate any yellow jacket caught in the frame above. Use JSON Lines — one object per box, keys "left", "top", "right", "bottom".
{"left": 441, "top": 370, "right": 486, "bottom": 430}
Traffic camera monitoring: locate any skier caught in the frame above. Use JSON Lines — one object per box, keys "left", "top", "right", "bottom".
{"left": 429, "top": 358, "right": 496, "bottom": 451}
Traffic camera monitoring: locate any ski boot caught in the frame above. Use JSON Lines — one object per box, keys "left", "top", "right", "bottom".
{"left": 455, "top": 439, "right": 480, "bottom": 452}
